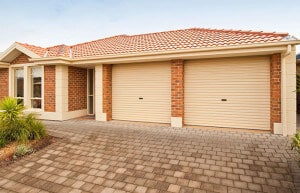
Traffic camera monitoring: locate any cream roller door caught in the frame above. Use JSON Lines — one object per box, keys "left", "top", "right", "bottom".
{"left": 185, "top": 56, "right": 270, "bottom": 130}
{"left": 112, "top": 62, "right": 171, "bottom": 123}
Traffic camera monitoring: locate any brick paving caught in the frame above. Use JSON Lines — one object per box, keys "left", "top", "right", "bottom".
{"left": 0, "top": 119, "right": 299, "bottom": 193}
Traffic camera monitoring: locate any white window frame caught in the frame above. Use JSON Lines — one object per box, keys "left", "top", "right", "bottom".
{"left": 29, "top": 66, "right": 44, "bottom": 110}
{"left": 87, "top": 68, "right": 95, "bottom": 115}
{"left": 13, "top": 68, "right": 25, "bottom": 103}
{"left": 9, "top": 64, "right": 44, "bottom": 112}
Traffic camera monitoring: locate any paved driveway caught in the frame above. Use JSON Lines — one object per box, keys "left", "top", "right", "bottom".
{"left": 0, "top": 119, "right": 298, "bottom": 193}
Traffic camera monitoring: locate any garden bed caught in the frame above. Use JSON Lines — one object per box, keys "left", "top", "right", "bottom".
{"left": 0, "top": 135, "right": 57, "bottom": 167}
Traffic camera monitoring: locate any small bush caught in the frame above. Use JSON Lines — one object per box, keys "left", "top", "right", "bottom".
{"left": 13, "top": 144, "right": 33, "bottom": 157}
{"left": 0, "top": 97, "right": 47, "bottom": 145}
{"left": 292, "top": 131, "right": 300, "bottom": 155}
{"left": 25, "top": 113, "right": 47, "bottom": 140}
{"left": 0, "top": 120, "right": 30, "bottom": 143}
{"left": 0, "top": 137, "right": 7, "bottom": 148}
{"left": 0, "top": 97, "right": 25, "bottom": 123}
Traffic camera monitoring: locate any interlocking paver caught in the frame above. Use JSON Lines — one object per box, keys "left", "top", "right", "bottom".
{"left": 0, "top": 119, "right": 298, "bottom": 193}
{"left": 168, "top": 184, "right": 181, "bottom": 192}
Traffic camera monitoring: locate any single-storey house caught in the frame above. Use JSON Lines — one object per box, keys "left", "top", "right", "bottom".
{"left": 0, "top": 28, "right": 299, "bottom": 135}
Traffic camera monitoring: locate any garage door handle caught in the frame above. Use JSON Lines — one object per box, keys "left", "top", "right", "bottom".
{"left": 139, "top": 97, "right": 143, "bottom": 100}
{"left": 221, "top": 99, "right": 227, "bottom": 101}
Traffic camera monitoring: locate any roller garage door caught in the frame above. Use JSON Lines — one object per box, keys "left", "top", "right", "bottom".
{"left": 112, "top": 62, "right": 171, "bottom": 123}
{"left": 185, "top": 56, "right": 270, "bottom": 130}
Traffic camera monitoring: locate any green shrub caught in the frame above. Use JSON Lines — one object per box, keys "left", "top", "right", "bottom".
{"left": 0, "top": 97, "right": 25, "bottom": 123}
{"left": 292, "top": 131, "right": 300, "bottom": 155}
{"left": 0, "top": 97, "right": 46, "bottom": 145}
{"left": 24, "top": 113, "right": 47, "bottom": 140}
{"left": 0, "top": 137, "right": 7, "bottom": 148}
{"left": 13, "top": 144, "right": 33, "bottom": 157}
{"left": 0, "top": 120, "right": 29, "bottom": 143}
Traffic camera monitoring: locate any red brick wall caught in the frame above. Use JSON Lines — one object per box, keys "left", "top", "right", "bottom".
{"left": 270, "top": 54, "right": 281, "bottom": 132}
{"left": 171, "top": 60, "right": 184, "bottom": 124}
{"left": 11, "top": 53, "right": 30, "bottom": 64}
{"left": 0, "top": 68, "right": 9, "bottom": 100}
{"left": 68, "top": 67, "right": 87, "bottom": 111}
{"left": 103, "top": 64, "right": 112, "bottom": 121}
{"left": 44, "top": 66, "right": 56, "bottom": 112}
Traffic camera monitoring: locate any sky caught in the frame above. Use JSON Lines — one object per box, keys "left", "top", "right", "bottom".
{"left": 0, "top": 0, "right": 299, "bottom": 53}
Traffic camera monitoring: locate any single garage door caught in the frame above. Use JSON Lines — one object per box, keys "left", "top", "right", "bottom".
{"left": 185, "top": 56, "right": 270, "bottom": 130}
{"left": 112, "top": 62, "right": 171, "bottom": 123}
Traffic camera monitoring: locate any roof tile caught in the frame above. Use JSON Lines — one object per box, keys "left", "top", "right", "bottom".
{"left": 16, "top": 28, "right": 289, "bottom": 58}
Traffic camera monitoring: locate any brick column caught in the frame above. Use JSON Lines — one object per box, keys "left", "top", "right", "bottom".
{"left": 0, "top": 68, "right": 8, "bottom": 100}
{"left": 270, "top": 54, "right": 281, "bottom": 133}
{"left": 103, "top": 64, "right": 112, "bottom": 121}
{"left": 44, "top": 66, "right": 56, "bottom": 112}
{"left": 171, "top": 60, "right": 184, "bottom": 127}
{"left": 68, "top": 67, "right": 87, "bottom": 111}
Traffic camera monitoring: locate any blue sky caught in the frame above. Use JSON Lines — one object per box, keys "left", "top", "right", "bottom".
{"left": 0, "top": 0, "right": 299, "bottom": 52}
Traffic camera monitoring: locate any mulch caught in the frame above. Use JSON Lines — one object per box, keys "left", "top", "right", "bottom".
{"left": 0, "top": 135, "right": 57, "bottom": 167}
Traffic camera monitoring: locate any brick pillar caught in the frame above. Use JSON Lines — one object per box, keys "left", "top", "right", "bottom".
{"left": 270, "top": 54, "right": 281, "bottom": 133}
{"left": 68, "top": 67, "right": 87, "bottom": 111}
{"left": 0, "top": 68, "right": 9, "bottom": 100}
{"left": 103, "top": 64, "right": 112, "bottom": 121}
{"left": 44, "top": 66, "right": 56, "bottom": 112}
{"left": 171, "top": 60, "right": 184, "bottom": 127}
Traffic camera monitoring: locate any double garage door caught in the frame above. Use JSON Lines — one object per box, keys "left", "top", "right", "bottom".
{"left": 112, "top": 56, "right": 270, "bottom": 130}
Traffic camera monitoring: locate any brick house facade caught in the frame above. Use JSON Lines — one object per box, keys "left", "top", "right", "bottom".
{"left": 270, "top": 54, "right": 282, "bottom": 132}
{"left": 44, "top": 66, "right": 56, "bottom": 112}
{"left": 171, "top": 60, "right": 184, "bottom": 126}
{"left": 68, "top": 67, "right": 87, "bottom": 112}
{"left": 102, "top": 64, "right": 112, "bottom": 121}
{"left": 0, "top": 68, "right": 8, "bottom": 100}
{"left": 0, "top": 28, "right": 298, "bottom": 135}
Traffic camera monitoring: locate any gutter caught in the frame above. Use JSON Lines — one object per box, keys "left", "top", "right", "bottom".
{"left": 29, "top": 40, "right": 300, "bottom": 65}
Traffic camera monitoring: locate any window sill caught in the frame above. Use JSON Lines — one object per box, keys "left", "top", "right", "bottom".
{"left": 24, "top": 109, "right": 43, "bottom": 115}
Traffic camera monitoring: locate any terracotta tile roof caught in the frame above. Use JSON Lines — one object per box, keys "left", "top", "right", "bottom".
{"left": 16, "top": 28, "right": 290, "bottom": 58}
{"left": 16, "top": 42, "right": 46, "bottom": 57}
{"left": 46, "top": 44, "right": 70, "bottom": 58}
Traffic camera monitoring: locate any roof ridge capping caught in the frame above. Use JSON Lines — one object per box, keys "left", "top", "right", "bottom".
{"left": 188, "top": 27, "right": 289, "bottom": 36}
{"left": 281, "top": 35, "right": 298, "bottom": 41}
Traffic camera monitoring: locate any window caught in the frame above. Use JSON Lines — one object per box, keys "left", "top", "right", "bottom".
{"left": 14, "top": 68, "right": 24, "bottom": 104}
{"left": 31, "top": 67, "right": 42, "bottom": 109}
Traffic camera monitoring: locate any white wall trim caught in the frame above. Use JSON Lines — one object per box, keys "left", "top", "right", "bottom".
{"left": 171, "top": 117, "right": 183, "bottom": 127}
{"left": 281, "top": 56, "right": 287, "bottom": 136}
{"left": 62, "top": 109, "right": 87, "bottom": 120}
{"left": 8, "top": 67, "right": 13, "bottom": 97}
{"left": 36, "top": 109, "right": 87, "bottom": 121}
{"left": 55, "top": 65, "right": 68, "bottom": 114}
{"left": 281, "top": 46, "right": 297, "bottom": 135}
{"left": 95, "top": 64, "right": 104, "bottom": 121}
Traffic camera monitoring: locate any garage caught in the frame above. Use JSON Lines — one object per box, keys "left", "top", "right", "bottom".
{"left": 112, "top": 62, "right": 171, "bottom": 123}
{"left": 185, "top": 56, "right": 270, "bottom": 130}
